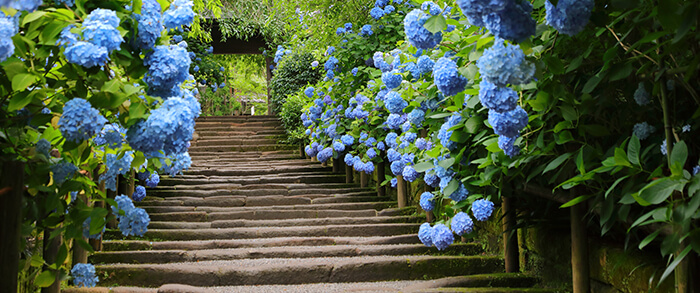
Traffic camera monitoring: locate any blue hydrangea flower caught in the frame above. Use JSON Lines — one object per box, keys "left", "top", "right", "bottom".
{"left": 377, "top": 142, "right": 386, "bottom": 151}
{"left": 333, "top": 140, "right": 345, "bottom": 152}
{"left": 479, "top": 80, "right": 518, "bottom": 112}
{"left": 682, "top": 124, "right": 690, "bottom": 133}
{"left": 52, "top": 162, "right": 79, "bottom": 184}
{"left": 472, "top": 199, "right": 495, "bottom": 221}
{"left": 384, "top": 5, "right": 396, "bottom": 14}
{"left": 661, "top": 140, "right": 668, "bottom": 156}
{"left": 311, "top": 60, "right": 319, "bottom": 68}
{"left": 424, "top": 172, "right": 439, "bottom": 187}
{"left": 634, "top": 82, "right": 650, "bottom": 106}
{"left": 71, "top": 263, "right": 98, "bottom": 288}
{"left": 133, "top": 185, "right": 147, "bottom": 202}
{"left": 451, "top": 212, "right": 474, "bottom": 236}
{"left": 433, "top": 57, "right": 467, "bottom": 96}
{"left": 143, "top": 45, "right": 191, "bottom": 97}
{"left": 402, "top": 165, "right": 420, "bottom": 182}
{"left": 340, "top": 134, "right": 354, "bottom": 146}
{"left": 402, "top": 132, "right": 417, "bottom": 143}
{"left": 483, "top": 1, "right": 536, "bottom": 43}
{"left": 0, "top": 14, "right": 17, "bottom": 61}
{"left": 336, "top": 27, "right": 346, "bottom": 35}
{"left": 488, "top": 106, "right": 528, "bottom": 138}
{"left": 544, "top": 0, "right": 594, "bottom": 36}
{"left": 382, "top": 70, "right": 402, "bottom": 90}
{"left": 421, "top": 1, "right": 442, "bottom": 15}
{"left": 370, "top": 7, "right": 385, "bottom": 19}
{"left": 365, "top": 148, "right": 377, "bottom": 159}
{"left": 127, "top": 97, "right": 196, "bottom": 155}
{"left": 403, "top": 9, "right": 442, "bottom": 50}
{"left": 64, "top": 41, "right": 110, "bottom": 67}
{"left": 100, "top": 152, "right": 134, "bottom": 191}
{"left": 477, "top": 40, "right": 534, "bottom": 87}
{"left": 407, "top": 109, "right": 425, "bottom": 126}
{"left": 633, "top": 122, "right": 656, "bottom": 140}
{"left": 173, "top": 35, "right": 183, "bottom": 42}
{"left": 82, "top": 10, "right": 123, "bottom": 52}
{"left": 387, "top": 113, "right": 407, "bottom": 130}
{"left": 360, "top": 24, "right": 373, "bottom": 36}
{"left": 325, "top": 56, "right": 339, "bottom": 72}
{"left": 449, "top": 183, "right": 469, "bottom": 202}
{"left": 59, "top": 98, "right": 107, "bottom": 142}
{"left": 431, "top": 223, "right": 454, "bottom": 251}
{"left": 437, "top": 113, "right": 462, "bottom": 150}
{"left": 401, "top": 121, "right": 412, "bottom": 133}
{"left": 419, "top": 192, "right": 435, "bottom": 212}
{"left": 385, "top": 132, "right": 399, "bottom": 148}
{"left": 418, "top": 222, "right": 433, "bottom": 247}
{"left": 415, "top": 138, "right": 432, "bottom": 150}
{"left": 385, "top": 91, "right": 407, "bottom": 114}
{"left": 344, "top": 153, "right": 355, "bottom": 166}
{"left": 498, "top": 135, "right": 520, "bottom": 157}
{"left": 416, "top": 55, "right": 434, "bottom": 76}
{"left": 326, "top": 46, "right": 336, "bottom": 55}
{"left": 135, "top": 0, "right": 164, "bottom": 50}
{"left": 693, "top": 166, "right": 700, "bottom": 176}
{"left": 391, "top": 161, "right": 406, "bottom": 176}
{"left": 304, "top": 87, "right": 315, "bottom": 98}
{"left": 390, "top": 177, "right": 398, "bottom": 187}
{"left": 159, "top": 152, "right": 191, "bottom": 176}
{"left": 317, "top": 147, "right": 333, "bottom": 163}
{"left": 387, "top": 148, "right": 401, "bottom": 162}
{"left": 36, "top": 138, "right": 50, "bottom": 157}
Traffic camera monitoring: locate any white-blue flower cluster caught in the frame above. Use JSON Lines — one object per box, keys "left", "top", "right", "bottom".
{"left": 437, "top": 112, "right": 462, "bottom": 150}
{"left": 633, "top": 122, "right": 656, "bottom": 140}
{"left": 477, "top": 40, "right": 534, "bottom": 87}
{"left": 127, "top": 97, "right": 196, "bottom": 155}
{"left": 163, "top": 0, "right": 194, "bottom": 31}
{"left": 384, "top": 91, "right": 407, "bottom": 114}
{"left": 135, "top": 0, "right": 164, "bottom": 50}
{"left": 430, "top": 223, "right": 454, "bottom": 250}
{"left": 545, "top": 0, "right": 594, "bottom": 36}
{"left": 471, "top": 199, "right": 495, "bottom": 221}
{"left": 133, "top": 185, "right": 147, "bottom": 202}
{"left": 144, "top": 45, "right": 191, "bottom": 97}
{"left": 634, "top": 82, "right": 650, "bottom": 106}
{"left": 58, "top": 98, "right": 107, "bottom": 143}
{"left": 112, "top": 194, "right": 150, "bottom": 237}
{"left": 71, "top": 263, "right": 98, "bottom": 288}
{"left": 419, "top": 192, "right": 435, "bottom": 212}
{"left": 451, "top": 212, "right": 473, "bottom": 235}
{"left": 382, "top": 70, "right": 402, "bottom": 90}
{"left": 160, "top": 152, "right": 192, "bottom": 176}
{"left": 433, "top": 57, "right": 467, "bottom": 96}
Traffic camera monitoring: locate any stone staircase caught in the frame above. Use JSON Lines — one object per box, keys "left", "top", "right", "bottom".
{"left": 67, "top": 115, "right": 552, "bottom": 292}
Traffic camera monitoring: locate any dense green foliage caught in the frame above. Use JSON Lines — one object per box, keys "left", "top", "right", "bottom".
{"left": 269, "top": 51, "right": 322, "bottom": 113}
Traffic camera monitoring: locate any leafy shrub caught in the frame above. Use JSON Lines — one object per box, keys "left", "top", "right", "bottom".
{"left": 269, "top": 51, "right": 322, "bottom": 113}
{"left": 279, "top": 92, "right": 311, "bottom": 144}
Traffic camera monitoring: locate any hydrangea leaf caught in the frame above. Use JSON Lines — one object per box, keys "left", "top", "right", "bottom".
{"left": 7, "top": 91, "right": 32, "bottom": 111}
{"left": 423, "top": 15, "right": 447, "bottom": 34}
{"left": 669, "top": 141, "right": 688, "bottom": 177}
{"left": 35, "top": 270, "right": 56, "bottom": 287}
{"left": 12, "top": 73, "right": 38, "bottom": 91}
{"left": 638, "top": 177, "right": 683, "bottom": 206}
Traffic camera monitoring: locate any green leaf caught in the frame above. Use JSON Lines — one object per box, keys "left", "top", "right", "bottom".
{"left": 554, "top": 121, "right": 573, "bottom": 133}
{"left": 35, "top": 270, "right": 56, "bottom": 287}
{"left": 423, "top": 15, "right": 447, "bottom": 34}
{"left": 543, "top": 153, "right": 572, "bottom": 174}
{"left": 7, "top": 91, "right": 32, "bottom": 112}
{"left": 12, "top": 73, "right": 38, "bottom": 91}
{"left": 528, "top": 91, "right": 551, "bottom": 112}
{"left": 669, "top": 141, "right": 688, "bottom": 176}
{"left": 101, "top": 79, "right": 121, "bottom": 94}
{"left": 628, "top": 134, "right": 641, "bottom": 167}
{"left": 559, "top": 106, "right": 578, "bottom": 121}
{"left": 560, "top": 194, "right": 594, "bottom": 208}
{"left": 575, "top": 147, "right": 585, "bottom": 175}
{"left": 582, "top": 74, "right": 603, "bottom": 94}
{"left": 659, "top": 246, "right": 692, "bottom": 284}
{"left": 638, "top": 178, "right": 681, "bottom": 206}
{"left": 444, "top": 179, "right": 459, "bottom": 197}
{"left": 545, "top": 55, "right": 564, "bottom": 74}
{"left": 628, "top": 209, "right": 656, "bottom": 232}
{"left": 22, "top": 11, "right": 47, "bottom": 25}
{"left": 414, "top": 161, "right": 434, "bottom": 173}
{"left": 614, "top": 148, "right": 631, "bottom": 167}
{"left": 438, "top": 157, "right": 456, "bottom": 169}
{"left": 464, "top": 116, "right": 483, "bottom": 133}
{"left": 605, "top": 175, "right": 630, "bottom": 199}
{"left": 638, "top": 230, "right": 660, "bottom": 250}
{"left": 555, "top": 130, "right": 574, "bottom": 144}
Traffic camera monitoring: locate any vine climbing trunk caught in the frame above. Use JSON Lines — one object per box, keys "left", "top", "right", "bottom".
{"left": 0, "top": 161, "right": 24, "bottom": 293}
{"left": 502, "top": 196, "right": 519, "bottom": 273}
{"left": 570, "top": 194, "right": 590, "bottom": 293}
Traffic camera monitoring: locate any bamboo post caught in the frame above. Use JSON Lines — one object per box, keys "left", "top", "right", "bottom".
{"left": 502, "top": 196, "right": 519, "bottom": 273}
{"left": 0, "top": 161, "right": 24, "bottom": 293}
{"left": 360, "top": 172, "right": 368, "bottom": 188}
{"left": 345, "top": 164, "right": 353, "bottom": 184}
{"left": 42, "top": 227, "right": 62, "bottom": 293}
{"left": 397, "top": 175, "right": 407, "bottom": 208}
{"left": 571, "top": 199, "right": 590, "bottom": 293}
{"left": 376, "top": 158, "right": 385, "bottom": 197}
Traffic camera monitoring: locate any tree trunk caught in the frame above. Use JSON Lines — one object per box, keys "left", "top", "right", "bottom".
{"left": 502, "top": 196, "right": 519, "bottom": 273}
{"left": 571, "top": 200, "right": 590, "bottom": 293}
{"left": 0, "top": 161, "right": 24, "bottom": 293}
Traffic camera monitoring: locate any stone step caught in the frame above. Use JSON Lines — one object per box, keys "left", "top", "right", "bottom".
{"left": 195, "top": 130, "right": 286, "bottom": 136}
{"left": 195, "top": 126, "right": 284, "bottom": 133}
{"left": 196, "top": 115, "right": 279, "bottom": 122}
{"left": 182, "top": 165, "right": 331, "bottom": 176}
{"left": 145, "top": 189, "right": 377, "bottom": 198}
{"left": 103, "top": 235, "right": 422, "bottom": 251}
{"left": 148, "top": 215, "right": 422, "bottom": 229}
{"left": 96, "top": 255, "right": 504, "bottom": 287}
{"left": 195, "top": 120, "right": 281, "bottom": 127}
{"left": 400, "top": 273, "right": 541, "bottom": 292}
{"left": 191, "top": 138, "right": 280, "bottom": 146}
{"left": 157, "top": 174, "right": 347, "bottom": 186}
{"left": 188, "top": 144, "right": 296, "bottom": 152}
{"left": 138, "top": 195, "right": 391, "bottom": 208}
{"left": 150, "top": 183, "right": 369, "bottom": 192}
{"left": 147, "top": 208, "right": 382, "bottom": 222}
{"left": 188, "top": 151, "right": 297, "bottom": 159}
{"left": 412, "top": 288, "right": 557, "bottom": 293}
{"left": 91, "top": 243, "right": 482, "bottom": 264}
{"left": 141, "top": 201, "right": 395, "bottom": 214}
{"left": 105, "top": 223, "right": 419, "bottom": 241}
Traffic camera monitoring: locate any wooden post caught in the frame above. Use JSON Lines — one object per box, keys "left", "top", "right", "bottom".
{"left": 360, "top": 172, "right": 368, "bottom": 188}
{"left": 299, "top": 144, "right": 305, "bottom": 159}
{"left": 332, "top": 158, "right": 340, "bottom": 173}
{"left": 397, "top": 175, "right": 407, "bottom": 208}
{"left": 72, "top": 192, "right": 89, "bottom": 265}
{"left": 42, "top": 227, "right": 62, "bottom": 293}
{"left": 106, "top": 176, "right": 118, "bottom": 229}
{"left": 502, "top": 196, "right": 519, "bottom": 273}
{"left": 90, "top": 168, "right": 105, "bottom": 251}
{"left": 377, "top": 158, "right": 385, "bottom": 197}
{"left": 0, "top": 161, "right": 24, "bottom": 293}
{"left": 265, "top": 56, "right": 274, "bottom": 115}
{"left": 345, "top": 164, "right": 353, "bottom": 184}
{"left": 571, "top": 200, "right": 590, "bottom": 293}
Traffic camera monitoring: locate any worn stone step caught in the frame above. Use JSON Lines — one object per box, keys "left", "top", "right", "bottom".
{"left": 148, "top": 215, "right": 422, "bottom": 229}
{"left": 195, "top": 120, "right": 281, "bottom": 126}
{"left": 188, "top": 151, "right": 297, "bottom": 159}
{"left": 145, "top": 189, "right": 378, "bottom": 199}
{"left": 138, "top": 195, "right": 390, "bottom": 208}
{"left": 103, "top": 235, "right": 422, "bottom": 251}
{"left": 148, "top": 208, "right": 381, "bottom": 222}
{"left": 150, "top": 182, "right": 368, "bottom": 192}
{"left": 91, "top": 243, "right": 483, "bottom": 264}
{"left": 195, "top": 130, "right": 286, "bottom": 136}
{"left": 401, "top": 273, "right": 541, "bottom": 292}
{"left": 104, "top": 223, "right": 418, "bottom": 241}
{"left": 141, "top": 201, "right": 395, "bottom": 214}
{"left": 182, "top": 165, "right": 331, "bottom": 176}
{"left": 191, "top": 138, "right": 281, "bottom": 146}
{"left": 157, "top": 174, "right": 347, "bottom": 186}
{"left": 194, "top": 125, "right": 283, "bottom": 131}
{"left": 96, "top": 255, "right": 504, "bottom": 287}
{"left": 413, "top": 288, "right": 557, "bottom": 293}
{"left": 188, "top": 144, "right": 296, "bottom": 152}
{"left": 196, "top": 115, "right": 279, "bottom": 122}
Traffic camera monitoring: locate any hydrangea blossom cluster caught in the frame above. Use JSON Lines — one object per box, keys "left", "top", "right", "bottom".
{"left": 133, "top": 185, "right": 147, "bottom": 202}
{"left": 382, "top": 70, "right": 402, "bottom": 90}
{"left": 135, "top": 0, "right": 164, "bottom": 50}
{"left": 544, "top": 0, "right": 594, "bottom": 36}
{"left": 633, "top": 122, "right": 656, "bottom": 140}
{"left": 58, "top": 98, "right": 108, "bottom": 143}
{"left": 433, "top": 57, "right": 467, "bottom": 96}
{"left": 160, "top": 152, "right": 192, "bottom": 176}
{"left": 36, "top": 139, "right": 51, "bottom": 157}
{"left": 146, "top": 171, "right": 160, "bottom": 187}
{"left": 451, "top": 212, "right": 474, "bottom": 235}
{"left": 0, "top": 12, "right": 19, "bottom": 62}
{"left": 418, "top": 223, "right": 433, "bottom": 247}
{"left": 93, "top": 124, "right": 126, "bottom": 149}
{"left": 419, "top": 192, "right": 435, "bottom": 211}
{"left": 71, "top": 263, "right": 98, "bottom": 288}
{"left": 59, "top": 9, "right": 124, "bottom": 67}
{"left": 127, "top": 97, "right": 196, "bottom": 155}
{"left": 163, "top": 0, "right": 194, "bottom": 30}
{"left": 477, "top": 40, "right": 535, "bottom": 87}
{"left": 498, "top": 135, "right": 520, "bottom": 158}
{"left": 112, "top": 195, "right": 150, "bottom": 236}
{"left": 416, "top": 55, "right": 434, "bottom": 77}
{"left": 385, "top": 91, "right": 407, "bottom": 114}
{"left": 143, "top": 45, "right": 191, "bottom": 98}
{"left": 52, "top": 161, "right": 79, "bottom": 184}
{"left": 634, "top": 82, "right": 650, "bottom": 106}
{"left": 403, "top": 9, "right": 442, "bottom": 50}
{"left": 456, "top": 0, "right": 535, "bottom": 43}
{"left": 488, "top": 106, "right": 528, "bottom": 138}
{"left": 360, "top": 24, "right": 374, "bottom": 36}
{"left": 471, "top": 199, "right": 495, "bottom": 221}
{"left": 437, "top": 112, "right": 462, "bottom": 150}
{"left": 100, "top": 152, "right": 134, "bottom": 191}
{"left": 430, "top": 223, "right": 454, "bottom": 251}
{"left": 317, "top": 147, "right": 333, "bottom": 163}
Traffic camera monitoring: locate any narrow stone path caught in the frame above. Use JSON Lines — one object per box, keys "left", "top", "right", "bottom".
{"left": 68, "top": 116, "right": 551, "bottom": 292}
